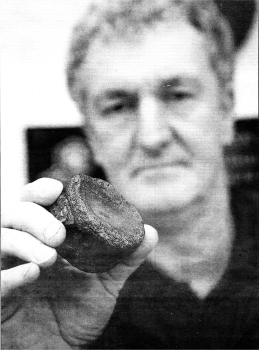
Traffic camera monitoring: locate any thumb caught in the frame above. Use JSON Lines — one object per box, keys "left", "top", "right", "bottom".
{"left": 102, "top": 224, "right": 158, "bottom": 288}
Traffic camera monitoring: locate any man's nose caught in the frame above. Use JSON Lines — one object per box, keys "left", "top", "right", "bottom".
{"left": 137, "top": 96, "right": 172, "bottom": 152}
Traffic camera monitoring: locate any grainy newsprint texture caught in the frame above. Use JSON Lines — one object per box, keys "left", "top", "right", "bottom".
{"left": 1, "top": 1, "right": 258, "bottom": 349}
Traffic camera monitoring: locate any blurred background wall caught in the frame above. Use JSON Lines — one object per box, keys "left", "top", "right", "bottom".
{"left": 1, "top": 0, "right": 258, "bottom": 206}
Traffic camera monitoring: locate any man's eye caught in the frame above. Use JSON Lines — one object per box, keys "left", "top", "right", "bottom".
{"left": 102, "top": 102, "right": 126, "bottom": 115}
{"left": 111, "top": 102, "right": 126, "bottom": 112}
{"left": 101, "top": 97, "right": 137, "bottom": 116}
{"left": 162, "top": 90, "right": 194, "bottom": 102}
{"left": 174, "top": 92, "right": 193, "bottom": 100}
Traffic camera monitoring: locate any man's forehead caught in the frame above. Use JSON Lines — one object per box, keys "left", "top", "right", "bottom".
{"left": 79, "top": 23, "right": 211, "bottom": 95}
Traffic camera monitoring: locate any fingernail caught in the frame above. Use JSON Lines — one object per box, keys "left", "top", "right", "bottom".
{"left": 23, "top": 262, "right": 34, "bottom": 277}
{"left": 43, "top": 221, "right": 62, "bottom": 241}
{"left": 34, "top": 249, "right": 56, "bottom": 266}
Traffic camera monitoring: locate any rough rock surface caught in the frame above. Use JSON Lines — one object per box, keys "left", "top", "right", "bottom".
{"left": 50, "top": 174, "right": 145, "bottom": 272}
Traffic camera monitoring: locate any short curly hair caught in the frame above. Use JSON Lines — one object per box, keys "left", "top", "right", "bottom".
{"left": 66, "top": 0, "right": 234, "bottom": 114}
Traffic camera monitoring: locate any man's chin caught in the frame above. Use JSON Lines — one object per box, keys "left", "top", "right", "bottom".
{"left": 126, "top": 182, "right": 200, "bottom": 214}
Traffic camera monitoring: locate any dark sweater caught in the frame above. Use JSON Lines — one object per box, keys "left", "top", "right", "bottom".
{"left": 92, "top": 188, "right": 259, "bottom": 349}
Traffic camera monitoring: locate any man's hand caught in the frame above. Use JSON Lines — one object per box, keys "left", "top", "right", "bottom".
{"left": 1, "top": 178, "right": 158, "bottom": 349}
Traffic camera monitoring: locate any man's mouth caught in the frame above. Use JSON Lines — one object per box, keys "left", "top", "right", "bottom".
{"left": 132, "top": 160, "right": 190, "bottom": 176}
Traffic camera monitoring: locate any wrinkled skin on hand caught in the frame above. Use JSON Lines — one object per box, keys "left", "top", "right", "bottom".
{"left": 1, "top": 179, "right": 157, "bottom": 350}
{"left": 2, "top": 259, "right": 120, "bottom": 349}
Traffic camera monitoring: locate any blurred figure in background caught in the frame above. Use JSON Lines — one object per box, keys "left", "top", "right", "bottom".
{"left": 39, "top": 136, "right": 95, "bottom": 185}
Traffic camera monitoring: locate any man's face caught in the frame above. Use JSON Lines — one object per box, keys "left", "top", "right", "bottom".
{"left": 79, "top": 23, "right": 232, "bottom": 214}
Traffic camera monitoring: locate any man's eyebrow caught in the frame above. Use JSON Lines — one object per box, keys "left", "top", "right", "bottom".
{"left": 95, "top": 89, "right": 135, "bottom": 101}
{"left": 160, "top": 76, "right": 202, "bottom": 89}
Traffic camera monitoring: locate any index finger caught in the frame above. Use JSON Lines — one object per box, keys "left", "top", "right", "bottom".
{"left": 2, "top": 202, "right": 66, "bottom": 248}
{"left": 21, "top": 178, "right": 63, "bottom": 206}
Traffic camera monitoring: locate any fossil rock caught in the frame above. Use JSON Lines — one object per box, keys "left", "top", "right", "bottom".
{"left": 50, "top": 174, "right": 145, "bottom": 272}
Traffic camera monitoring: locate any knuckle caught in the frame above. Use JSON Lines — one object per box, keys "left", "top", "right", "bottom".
{"left": 1, "top": 203, "right": 19, "bottom": 226}
{"left": 2, "top": 202, "right": 36, "bottom": 228}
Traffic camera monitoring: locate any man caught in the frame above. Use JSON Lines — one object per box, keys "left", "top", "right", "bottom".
{"left": 2, "top": 0, "right": 258, "bottom": 349}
